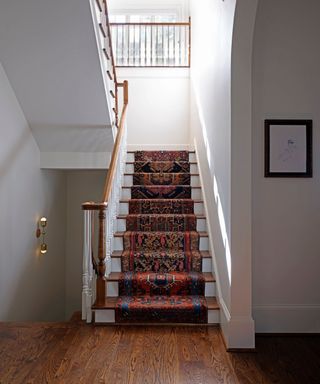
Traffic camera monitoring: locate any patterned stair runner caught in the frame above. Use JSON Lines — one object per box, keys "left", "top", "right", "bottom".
{"left": 115, "top": 150, "right": 208, "bottom": 323}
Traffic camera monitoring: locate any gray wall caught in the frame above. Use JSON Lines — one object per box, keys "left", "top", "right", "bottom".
{"left": 0, "top": 63, "right": 67, "bottom": 322}
{"left": 0, "top": 63, "right": 106, "bottom": 322}
{"left": 252, "top": 0, "right": 320, "bottom": 332}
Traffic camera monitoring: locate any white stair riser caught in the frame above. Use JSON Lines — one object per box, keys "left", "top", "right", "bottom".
{"left": 119, "top": 201, "right": 205, "bottom": 215}
{"left": 94, "top": 309, "right": 219, "bottom": 324}
{"left": 126, "top": 153, "right": 196, "bottom": 163}
{"left": 107, "top": 282, "right": 119, "bottom": 297}
{"left": 111, "top": 257, "right": 212, "bottom": 274}
{"left": 111, "top": 258, "right": 122, "bottom": 272}
{"left": 121, "top": 188, "right": 202, "bottom": 200}
{"left": 208, "top": 310, "right": 220, "bottom": 324}
{"left": 202, "top": 258, "right": 212, "bottom": 273}
{"left": 106, "top": 281, "right": 216, "bottom": 298}
{"left": 116, "top": 218, "right": 207, "bottom": 232}
{"left": 123, "top": 175, "right": 200, "bottom": 187}
{"left": 205, "top": 282, "right": 216, "bottom": 297}
{"left": 95, "top": 310, "right": 115, "bottom": 323}
{"left": 113, "top": 236, "right": 209, "bottom": 252}
{"left": 125, "top": 163, "right": 199, "bottom": 174}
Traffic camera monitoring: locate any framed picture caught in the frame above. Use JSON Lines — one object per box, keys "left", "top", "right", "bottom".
{"left": 264, "top": 119, "right": 313, "bottom": 178}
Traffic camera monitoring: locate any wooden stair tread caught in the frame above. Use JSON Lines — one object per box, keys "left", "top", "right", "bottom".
{"left": 111, "top": 250, "right": 212, "bottom": 258}
{"left": 108, "top": 272, "right": 215, "bottom": 282}
{"left": 92, "top": 297, "right": 117, "bottom": 309}
{"left": 114, "top": 231, "right": 209, "bottom": 237}
{"left": 206, "top": 297, "right": 219, "bottom": 310}
{"left": 93, "top": 296, "right": 218, "bottom": 310}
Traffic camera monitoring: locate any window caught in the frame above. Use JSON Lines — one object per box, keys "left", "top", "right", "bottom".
{"left": 110, "top": 12, "right": 190, "bottom": 67}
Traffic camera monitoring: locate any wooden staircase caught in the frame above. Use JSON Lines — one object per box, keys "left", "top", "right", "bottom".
{"left": 92, "top": 150, "right": 220, "bottom": 324}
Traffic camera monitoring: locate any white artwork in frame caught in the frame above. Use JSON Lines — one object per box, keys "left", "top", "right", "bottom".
{"left": 265, "top": 120, "right": 312, "bottom": 177}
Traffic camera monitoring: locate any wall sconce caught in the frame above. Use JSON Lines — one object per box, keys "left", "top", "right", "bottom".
{"left": 36, "top": 217, "right": 48, "bottom": 254}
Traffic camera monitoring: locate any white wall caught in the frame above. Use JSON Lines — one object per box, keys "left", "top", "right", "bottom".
{"left": 109, "top": 0, "right": 190, "bottom": 149}
{"left": 189, "top": 0, "right": 234, "bottom": 328}
{"left": 190, "top": 0, "right": 257, "bottom": 348}
{"left": 0, "top": 63, "right": 67, "bottom": 322}
{"left": 118, "top": 68, "right": 190, "bottom": 149}
{"left": 65, "top": 170, "right": 106, "bottom": 319}
{"left": 109, "top": 0, "right": 189, "bottom": 20}
{"left": 252, "top": 0, "right": 320, "bottom": 332}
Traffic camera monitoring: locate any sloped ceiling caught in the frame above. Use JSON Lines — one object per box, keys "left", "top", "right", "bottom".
{"left": 0, "top": 0, "right": 113, "bottom": 154}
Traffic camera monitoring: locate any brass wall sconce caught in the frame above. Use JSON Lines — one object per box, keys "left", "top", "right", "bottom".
{"left": 36, "top": 217, "right": 48, "bottom": 254}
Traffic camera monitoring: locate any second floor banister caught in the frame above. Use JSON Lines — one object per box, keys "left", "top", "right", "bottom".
{"left": 94, "top": 0, "right": 120, "bottom": 126}
{"left": 110, "top": 18, "right": 191, "bottom": 67}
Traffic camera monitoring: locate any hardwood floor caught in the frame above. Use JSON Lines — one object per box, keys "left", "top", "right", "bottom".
{"left": 0, "top": 317, "right": 319, "bottom": 383}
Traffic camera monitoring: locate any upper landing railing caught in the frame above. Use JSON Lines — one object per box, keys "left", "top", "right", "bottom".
{"left": 110, "top": 18, "right": 191, "bottom": 68}
{"left": 94, "top": 0, "right": 120, "bottom": 125}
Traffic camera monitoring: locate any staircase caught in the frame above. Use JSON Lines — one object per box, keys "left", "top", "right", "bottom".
{"left": 93, "top": 150, "right": 219, "bottom": 324}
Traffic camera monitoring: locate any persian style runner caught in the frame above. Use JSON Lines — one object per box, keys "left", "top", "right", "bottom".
{"left": 115, "top": 150, "right": 208, "bottom": 323}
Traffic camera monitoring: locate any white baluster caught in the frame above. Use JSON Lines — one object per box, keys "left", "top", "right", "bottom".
{"left": 82, "top": 210, "right": 92, "bottom": 321}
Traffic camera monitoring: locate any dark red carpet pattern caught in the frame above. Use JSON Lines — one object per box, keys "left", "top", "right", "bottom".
{"left": 131, "top": 185, "right": 192, "bottom": 199}
{"left": 133, "top": 173, "right": 191, "bottom": 186}
{"left": 121, "top": 250, "right": 202, "bottom": 273}
{"left": 134, "top": 161, "right": 190, "bottom": 173}
{"left": 129, "top": 199, "right": 194, "bottom": 214}
{"left": 115, "top": 150, "right": 208, "bottom": 323}
{"left": 126, "top": 214, "right": 197, "bottom": 231}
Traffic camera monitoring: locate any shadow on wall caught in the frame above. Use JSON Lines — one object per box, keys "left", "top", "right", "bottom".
{"left": 189, "top": 84, "right": 232, "bottom": 316}
{"left": 193, "top": 85, "right": 231, "bottom": 284}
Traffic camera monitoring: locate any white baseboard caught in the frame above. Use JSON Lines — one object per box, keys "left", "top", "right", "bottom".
{"left": 127, "top": 144, "right": 192, "bottom": 151}
{"left": 254, "top": 305, "right": 320, "bottom": 333}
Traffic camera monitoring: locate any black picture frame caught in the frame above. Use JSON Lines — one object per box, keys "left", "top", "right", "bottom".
{"left": 264, "top": 119, "right": 313, "bottom": 178}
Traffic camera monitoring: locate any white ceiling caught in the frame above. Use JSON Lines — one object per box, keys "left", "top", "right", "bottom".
{"left": 0, "top": 0, "right": 113, "bottom": 154}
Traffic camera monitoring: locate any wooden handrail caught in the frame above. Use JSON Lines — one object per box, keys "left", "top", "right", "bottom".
{"left": 102, "top": 80, "right": 128, "bottom": 202}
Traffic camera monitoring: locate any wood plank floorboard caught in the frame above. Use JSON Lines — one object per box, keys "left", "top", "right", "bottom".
{"left": 0, "top": 320, "right": 320, "bottom": 384}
